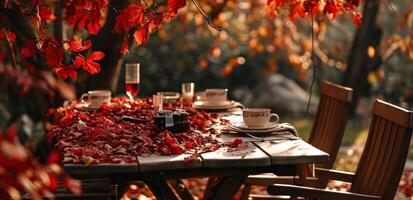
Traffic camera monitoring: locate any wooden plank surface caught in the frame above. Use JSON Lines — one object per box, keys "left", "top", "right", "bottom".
{"left": 200, "top": 143, "right": 271, "bottom": 168}
{"left": 64, "top": 163, "right": 139, "bottom": 175}
{"left": 137, "top": 154, "right": 202, "bottom": 172}
{"left": 253, "top": 140, "right": 329, "bottom": 165}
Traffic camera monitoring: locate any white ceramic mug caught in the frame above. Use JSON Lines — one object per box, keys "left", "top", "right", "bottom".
{"left": 242, "top": 108, "right": 279, "bottom": 127}
{"left": 205, "top": 89, "right": 227, "bottom": 104}
{"left": 81, "top": 90, "right": 111, "bottom": 108}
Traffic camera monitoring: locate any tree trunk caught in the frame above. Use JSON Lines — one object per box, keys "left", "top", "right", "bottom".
{"left": 77, "top": 0, "right": 129, "bottom": 94}
{"left": 342, "top": 0, "right": 382, "bottom": 115}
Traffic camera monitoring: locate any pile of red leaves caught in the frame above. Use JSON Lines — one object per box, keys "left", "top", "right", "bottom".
{"left": 48, "top": 97, "right": 238, "bottom": 165}
{"left": 0, "top": 125, "right": 81, "bottom": 200}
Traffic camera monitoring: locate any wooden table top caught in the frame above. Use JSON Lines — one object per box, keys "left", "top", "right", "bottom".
{"left": 63, "top": 111, "right": 329, "bottom": 177}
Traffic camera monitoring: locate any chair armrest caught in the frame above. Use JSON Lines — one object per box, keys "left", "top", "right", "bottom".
{"left": 246, "top": 175, "right": 320, "bottom": 187}
{"left": 268, "top": 184, "right": 381, "bottom": 200}
{"left": 315, "top": 168, "right": 355, "bottom": 183}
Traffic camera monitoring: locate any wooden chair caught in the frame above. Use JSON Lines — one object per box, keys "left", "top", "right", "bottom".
{"left": 267, "top": 99, "right": 413, "bottom": 200}
{"left": 241, "top": 81, "right": 353, "bottom": 200}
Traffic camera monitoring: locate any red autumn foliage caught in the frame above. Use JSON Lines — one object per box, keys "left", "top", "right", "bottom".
{"left": 114, "top": 4, "right": 145, "bottom": 33}
{"left": 64, "top": 0, "right": 109, "bottom": 35}
{"left": 73, "top": 51, "right": 105, "bottom": 75}
{"left": 134, "top": 24, "right": 150, "bottom": 45}
{"left": 0, "top": 125, "right": 81, "bottom": 199}
{"left": 47, "top": 97, "right": 239, "bottom": 164}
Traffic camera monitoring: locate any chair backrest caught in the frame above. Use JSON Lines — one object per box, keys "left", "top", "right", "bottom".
{"left": 350, "top": 99, "right": 413, "bottom": 199}
{"left": 308, "top": 81, "right": 353, "bottom": 169}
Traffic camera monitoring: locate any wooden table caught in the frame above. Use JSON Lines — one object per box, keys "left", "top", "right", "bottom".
{"left": 62, "top": 111, "right": 329, "bottom": 200}
{"left": 64, "top": 140, "right": 328, "bottom": 199}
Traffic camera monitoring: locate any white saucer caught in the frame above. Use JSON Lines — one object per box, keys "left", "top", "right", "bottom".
{"left": 230, "top": 121, "right": 278, "bottom": 130}
{"left": 73, "top": 102, "right": 113, "bottom": 110}
{"left": 193, "top": 100, "right": 235, "bottom": 110}
{"left": 224, "top": 125, "right": 281, "bottom": 134}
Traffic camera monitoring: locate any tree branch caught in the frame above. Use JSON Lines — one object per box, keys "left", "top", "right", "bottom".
{"left": 191, "top": 0, "right": 222, "bottom": 31}
{"left": 53, "top": 0, "right": 63, "bottom": 42}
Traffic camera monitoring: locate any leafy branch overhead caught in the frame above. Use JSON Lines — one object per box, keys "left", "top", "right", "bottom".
{"left": 0, "top": 0, "right": 363, "bottom": 81}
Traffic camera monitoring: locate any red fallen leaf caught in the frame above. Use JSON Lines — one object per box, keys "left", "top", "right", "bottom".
{"left": 21, "top": 39, "right": 37, "bottom": 58}
{"left": 68, "top": 40, "right": 91, "bottom": 53}
{"left": 168, "top": 0, "right": 186, "bottom": 14}
{"left": 184, "top": 141, "right": 193, "bottom": 149}
{"left": 233, "top": 138, "right": 243, "bottom": 146}
{"left": 82, "top": 155, "right": 97, "bottom": 166}
{"left": 170, "top": 145, "right": 184, "bottom": 154}
{"left": 0, "top": 52, "right": 3, "bottom": 62}
{"left": 56, "top": 65, "right": 78, "bottom": 80}
{"left": 134, "top": 24, "right": 149, "bottom": 45}
{"left": 164, "top": 137, "right": 175, "bottom": 146}
{"left": 64, "top": 175, "right": 82, "bottom": 195}
{"left": 73, "top": 51, "right": 105, "bottom": 75}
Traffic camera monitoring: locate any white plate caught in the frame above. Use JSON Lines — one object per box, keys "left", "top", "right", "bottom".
{"left": 73, "top": 102, "right": 113, "bottom": 110}
{"left": 230, "top": 121, "right": 279, "bottom": 130}
{"left": 193, "top": 100, "right": 235, "bottom": 110}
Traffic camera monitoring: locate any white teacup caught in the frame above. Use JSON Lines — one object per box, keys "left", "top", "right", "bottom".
{"left": 242, "top": 108, "right": 279, "bottom": 127}
{"left": 81, "top": 90, "right": 111, "bottom": 108}
{"left": 205, "top": 89, "right": 227, "bottom": 104}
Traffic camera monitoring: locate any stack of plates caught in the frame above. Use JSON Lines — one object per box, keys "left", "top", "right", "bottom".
{"left": 226, "top": 121, "right": 280, "bottom": 134}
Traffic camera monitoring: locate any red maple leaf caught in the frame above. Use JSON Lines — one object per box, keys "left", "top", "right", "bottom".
{"left": 68, "top": 39, "right": 91, "bottom": 53}
{"left": 323, "top": 0, "right": 339, "bottom": 18}
{"left": 148, "top": 13, "right": 164, "bottom": 32}
{"left": 65, "top": 0, "right": 108, "bottom": 35}
{"left": 352, "top": 13, "right": 362, "bottom": 27}
{"left": 39, "top": 6, "right": 56, "bottom": 22}
{"left": 74, "top": 51, "right": 105, "bottom": 74}
{"left": 114, "top": 4, "right": 145, "bottom": 33}
{"left": 134, "top": 24, "right": 149, "bottom": 45}
{"left": 21, "top": 39, "right": 37, "bottom": 58}
{"left": 168, "top": 0, "right": 186, "bottom": 15}
{"left": 56, "top": 65, "right": 78, "bottom": 79}
{"left": 42, "top": 37, "right": 64, "bottom": 67}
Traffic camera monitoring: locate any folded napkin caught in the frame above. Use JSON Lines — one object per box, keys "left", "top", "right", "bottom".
{"left": 220, "top": 122, "right": 300, "bottom": 142}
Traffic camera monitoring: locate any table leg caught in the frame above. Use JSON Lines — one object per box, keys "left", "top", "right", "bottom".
{"left": 168, "top": 179, "right": 195, "bottom": 200}
{"left": 203, "top": 175, "right": 248, "bottom": 200}
{"left": 204, "top": 177, "right": 219, "bottom": 196}
{"left": 145, "top": 180, "right": 179, "bottom": 200}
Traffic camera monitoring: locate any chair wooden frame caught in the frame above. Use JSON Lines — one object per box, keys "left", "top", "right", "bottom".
{"left": 267, "top": 99, "right": 413, "bottom": 200}
{"left": 241, "top": 81, "right": 353, "bottom": 199}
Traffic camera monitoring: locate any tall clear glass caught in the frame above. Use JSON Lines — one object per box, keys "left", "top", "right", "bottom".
{"left": 181, "top": 82, "right": 195, "bottom": 104}
{"left": 125, "top": 63, "right": 140, "bottom": 99}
